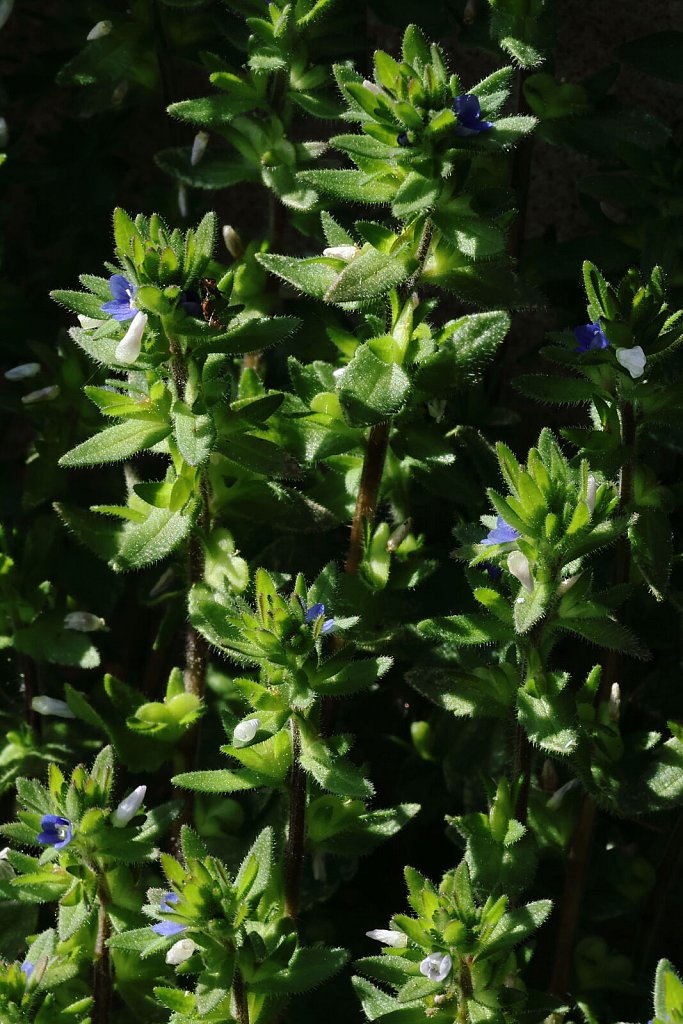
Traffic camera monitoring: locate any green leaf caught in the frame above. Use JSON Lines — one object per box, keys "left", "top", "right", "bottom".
{"left": 59, "top": 419, "right": 170, "bottom": 468}
{"left": 654, "top": 958, "right": 683, "bottom": 1020}
{"left": 417, "top": 613, "right": 513, "bottom": 647}
{"left": 197, "top": 316, "right": 300, "bottom": 355}
{"left": 109, "top": 502, "right": 196, "bottom": 572}
{"left": 172, "top": 769, "right": 260, "bottom": 793}
{"left": 155, "top": 147, "right": 253, "bottom": 189}
{"left": 338, "top": 343, "right": 410, "bottom": 426}
{"left": 517, "top": 687, "right": 578, "bottom": 756}
{"left": 168, "top": 95, "right": 239, "bottom": 127}
{"left": 256, "top": 253, "right": 339, "bottom": 299}
{"left": 391, "top": 173, "right": 440, "bottom": 219}
{"left": 324, "top": 246, "right": 416, "bottom": 304}
{"left": 14, "top": 613, "right": 100, "bottom": 669}
{"left": 297, "top": 169, "right": 398, "bottom": 203}
{"left": 311, "top": 656, "right": 393, "bottom": 697}
{"left": 415, "top": 312, "right": 510, "bottom": 393}
{"left": 298, "top": 727, "right": 374, "bottom": 799}
{"left": 173, "top": 402, "right": 215, "bottom": 467}
{"left": 184, "top": 211, "right": 217, "bottom": 287}
{"left": 629, "top": 510, "right": 673, "bottom": 600}
{"left": 513, "top": 581, "right": 551, "bottom": 634}
{"left": 514, "top": 375, "right": 599, "bottom": 405}
{"left": 480, "top": 900, "right": 552, "bottom": 958}
{"left": 250, "top": 946, "right": 348, "bottom": 995}
{"left": 50, "top": 289, "right": 107, "bottom": 318}
{"left": 235, "top": 826, "right": 272, "bottom": 901}
{"left": 555, "top": 616, "right": 648, "bottom": 659}
{"left": 433, "top": 212, "right": 506, "bottom": 260}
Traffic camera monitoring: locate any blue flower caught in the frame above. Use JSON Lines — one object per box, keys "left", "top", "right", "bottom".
{"left": 480, "top": 517, "right": 520, "bottom": 546}
{"left": 21, "top": 960, "right": 34, "bottom": 979}
{"left": 396, "top": 131, "right": 411, "bottom": 147}
{"left": 151, "top": 892, "right": 186, "bottom": 936}
{"left": 101, "top": 274, "right": 138, "bottom": 322}
{"left": 37, "top": 814, "right": 72, "bottom": 849}
{"left": 574, "top": 321, "right": 609, "bottom": 353}
{"left": 305, "top": 603, "right": 335, "bottom": 634}
{"left": 180, "top": 289, "right": 202, "bottom": 318}
{"left": 453, "top": 94, "right": 493, "bottom": 136}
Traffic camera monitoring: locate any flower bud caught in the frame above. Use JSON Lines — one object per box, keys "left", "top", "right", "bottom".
{"left": 322, "top": 245, "right": 358, "bottom": 261}
{"left": 586, "top": 474, "right": 597, "bottom": 513}
{"left": 64, "top": 610, "right": 105, "bottom": 632}
{"left": 22, "top": 385, "right": 59, "bottom": 405}
{"left": 222, "top": 224, "right": 244, "bottom": 259}
{"left": 177, "top": 184, "right": 189, "bottom": 218}
{"left": 191, "top": 131, "right": 209, "bottom": 166}
{"left": 78, "top": 314, "right": 106, "bottom": 329}
{"left": 608, "top": 682, "right": 621, "bottom": 722}
{"left": 233, "top": 718, "right": 260, "bottom": 744}
{"left": 507, "top": 551, "right": 534, "bottom": 593}
{"left": 112, "top": 785, "right": 147, "bottom": 827}
{"left": 427, "top": 398, "right": 446, "bottom": 423}
{"left": 366, "top": 929, "right": 408, "bottom": 948}
{"left": 165, "top": 938, "right": 196, "bottom": 965}
{"left": 616, "top": 346, "right": 646, "bottom": 379}
{"left": 31, "top": 696, "right": 75, "bottom": 719}
{"left": 87, "top": 19, "right": 112, "bottom": 40}
{"left": 546, "top": 778, "right": 578, "bottom": 810}
{"left": 5, "top": 362, "right": 40, "bottom": 381}
{"left": 362, "top": 79, "right": 385, "bottom": 96}
{"left": 558, "top": 573, "right": 581, "bottom": 595}
{"left": 115, "top": 311, "right": 147, "bottom": 365}
{"left": 332, "top": 366, "right": 346, "bottom": 381}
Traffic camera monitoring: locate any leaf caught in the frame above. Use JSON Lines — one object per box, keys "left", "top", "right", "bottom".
{"left": 555, "top": 616, "right": 648, "bottom": 659}
{"left": 172, "top": 768, "right": 260, "bottom": 793}
{"left": 168, "top": 95, "right": 240, "bottom": 127}
{"left": 353, "top": 976, "right": 401, "bottom": 1020}
{"left": 417, "top": 613, "right": 513, "bottom": 647}
{"left": 338, "top": 343, "right": 410, "bottom": 426}
{"left": 654, "top": 958, "right": 683, "bottom": 1020}
{"left": 256, "top": 252, "right": 339, "bottom": 299}
{"left": 110, "top": 503, "right": 196, "bottom": 572}
{"left": 479, "top": 900, "right": 552, "bottom": 958}
{"left": 513, "top": 581, "right": 551, "bottom": 634}
{"left": 391, "top": 172, "right": 440, "bottom": 219}
{"left": 196, "top": 316, "right": 300, "bottom": 355}
{"left": 298, "top": 728, "right": 374, "bottom": 799}
{"left": 155, "top": 147, "right": 254, "bottom": 189}
{"left": 414, "top": 312, "right": 510, "bottom": 393}
{"left": 311, "top": 656, "right": 393, "bottom": 697}
{"left": 517, "top": 688, "right": 578, "bottom": 756}
{"left": 14, "top": 613, "right": 100, "bottom": 669}
{"left": 297, "top": 169, "right": 398, "bottom": 203}
{"left": 250, "top": 946, "right": 348, "bottom": 995}
{"left": 51, "top": 289, "right": 107, "bottom": 318}
{"left": 59, "top": 419, "right": 170, "bottom": 467}
{"left": 433, "top": 212, "right": 505, "bottom": 260}
{"left": 235, "top": 827, "right": 273, "bottom": 901}
{"left": 173, "top": 402, "right": 215, "bottom": 467}
{"left": 184, "top": 211, "right": 217, "bottom": 287}
{"left": 629, "top": 510, "right": 673, "bottom": 600}
{"left": 324, "top": 245, "right": 416, "bottom": 303}
{"left": 514, "top": 375, "right": 598, "bottom": 405}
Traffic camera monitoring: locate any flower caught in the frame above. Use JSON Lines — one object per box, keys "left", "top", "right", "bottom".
{"left": 37, "top": 814, "right": 72, "bottom": 849}
{"left": 191, "top": 131, "right": 209, "bottom": 166}
{"left": 322, "top": 245, "right": 358, "bottom": 261}
{"left": 608, "top": 682, "right": 621, "bottom": 722}
{"left": 4, "top": 362, "right": 40, "bottom": 381}
{"left": 304, "top": 603, "right": 335, "bottom": 634}
{"left": 396, "top": 131, "right": 411, "bottom": 147}
{"left": 420, "top": 952, "right": 452, "bottom": 982}
{"left": 453, "top": 94, "right": 492, "bottom": 136}
{"left": 616, "top": 345, "right": 646, "bottom": 379}
{"left": 166, "top": 937, "right": 196, "bottom": 965}
{"left": 362, "top": 79, "right": 385, "bottom": 97}
{"left": 31, "top": 696, "right": 75, "bottom": 719}
{"left": 586, "top": 474, "right": 597, "bottom": 514}
{"left": 233, "top": 718, "right": 260, "bottom": 744}
{"left": 178, "top": 183, "right": 189, "bottom": 218}
{"left": 112, "top": 785, "right": 147, "bottom": 827}
{"left": 115, "top": 310, "right": 147, "bottom": 365}
{"left": 64, "top": 611, "right": 105, "bottom": 632}
{"left": 574, "top": 321, "right": 609, "bottom": 353}
{"left": 152, "top": 892, "right": 186, "bottom": 936}
{"left": 21, "top": 960, "right": 34, "bottom": 979}
{"left": 366, "top": 928, "right": 408, "bottom": 948}
{"left": 101, "top": 274, "right": 138, "bottom": 322}
{"left": 179, "top": 289, "right": 202, "bottom": 318}
{"left": 22, "top": 385, "right": 59, "bottom": 405}
{"left": 480, "top": 517, "right": 520, "bottom": 546}
{"left": 87, "top": 19, "right": 112, "bottom": 40}
{"left": 546, "top": 778, "right": 578, "bottom": 810}
{"left": 222, "top": 224, "right": 244, "bottom": 259}
{"left": 507, "top": 551, "right": 534, "bottom": 593}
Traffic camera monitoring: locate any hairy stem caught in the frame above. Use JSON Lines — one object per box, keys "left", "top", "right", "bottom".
{"left": 345, "top": 420, "right": 391, "bottom": 575}
{"left": 233, "top": 967, "right": 250, "bottom": 1024}
{"left": 93, "top": 884, "right": 112, "bottom": 1024}
{"left": 284, "top": 719, "right": 307, "bottom": 919}
{"left": 513, "top": 725, "right": 533, "bottom": 823}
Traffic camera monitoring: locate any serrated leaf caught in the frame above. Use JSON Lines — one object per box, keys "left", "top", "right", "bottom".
{"left": 324, "top": 245, "right": 416, "bottom": 303}
{"left": 59, "top": 419, "right": 170, "bottom": 467}
{"left": 338, "top": 343, "right": 410, "bottom": 426}
{"left": 250, "top": 946, "right": 348, "bottom": 995}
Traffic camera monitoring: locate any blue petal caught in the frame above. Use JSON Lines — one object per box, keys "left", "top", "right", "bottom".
{"left": 37, "top": 830, "right": 58, "bottom": 845}
{"left": 41, "top": 814, "right": 69, "bottom": 827}
{"left": 151, "top": 920, "right": 186, "bottom": 936}
{"left": 481, "top": 517, "right": 520, "bottom": 546}
{"left": 101, "top": 299, "right": 137, "bottom": 322}
{"left": 109, "top": 274, "right": 133, "bottom": 302}
{"left": 305, "top": 603, "right": 325, "bottom": 623}
{"left": 21, "top": 960, "right": 34, "bottom": 979}
{"left": 454, "top": 94, "right": 481, "bottom": 121}
{"left": 159, "top": 892, "right": 180, "bottom": 912}
{"left": 321, "top": 618, "right": 335, "bottom": 634}
{"left": 574, "top": 321, "right": 608, "bottom": 353}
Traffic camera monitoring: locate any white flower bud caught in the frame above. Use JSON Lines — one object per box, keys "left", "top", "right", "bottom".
{"left": 31, "top": 696, "right": 75, "bottom": 719}
{"left": 177, "top": 184, "right": 189, "bottom": 218}
{"left": 165, "top": 938, "right": 196, "bottom": 965}
{"left": 64, "top": 611, "right": 105, "bottom": 632}
{"left": 420, "top": 952, "right": 452, "bottom": 982}
{"left": 586, "top": 474, "right": 597, "bottom": 514}
{"left": 115, "top": 311, "right": 147, "bottom": 365}
{"left": 608, "top": 682, "right": 621, "bottom": 722}
{"left": 366, "top": 929, "right": 408, "bottom": 948}
{"left": 558, "top": 573, "right": 581, "bottom": 595}
{"left": 112, "top": 785, "right": 147, "bottom": 827}
{"left": 322, "top": 245, "right": 358, "bottom": 261}
{"left": 191, "top": 131, "right": 209, "bottom": 166}
{"left": 362, "top": 79, "right": 385, "bottom": 96}
{"left": 4, "top": 362, "right": 40, "bottom": 381}
{"left": 546, "top": 778, "right": 578, "bottom": 810}
{"left": 87, "top": 20, "right": 112, "bottom": 40}
{"left": 333, "top": 366, "right": 346, "bottom": 381}
{"left": 233, "top": 718, "right": 260, "bottom": 744}
{"left": 616, "top": 346, "right": 646, "bottom": 379}
{"left": 507, "top": 551, "right": 534, "bottom": 593}
{"left": 222, "top": 224, "right": 244, "bottom": 259}
{"left": 427, "top": 398, "right": 446, "bottom": 423}
{"left": 78, "top": 315, "right": 107, "bottom": 329}
{"left": 22, "top": 385, "right": 59, "bottom": 405}
{"left": 0, "top": 847, "right": 9, "bottom": 859}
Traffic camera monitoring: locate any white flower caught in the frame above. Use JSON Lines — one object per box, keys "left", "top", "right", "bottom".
{"left": 22, "top": 385, "right": 59, "bottom": 405}
{"left": 507, "top": 551, "right": 533, "bottom": 593}
{"left": 322, "top": 245, "right": 358, "bottom": 261}
{"left": 616, "top": 346, "right": 646, "bottom": 379}
{"left": 586, "top": 474, "right": 597, "bottom": 514}
{"left": 546, "top": 778, "right": 578, "bottom": 810}
{"left": 222, "top": 224, "right": 243, "bottom": 259}
{"left": 87, "top": 19, "right": 112, "bottom": 40}
{"left": 115, "top": 311, "right": 147, "bottom": 365}
{"left": 177, "top": 183, "right": 189, "bottom": 218}
{"left": 64, "top": 611, "right": 105, "bottom": 632}
{"left": 31, "top": 696, "right": 75, "bottom": 719}
{"left": 362, "top": 79, "right": 385, "bottom": 97}
{"left": 191, "top": 131, "right": 209, "bottom": 166}
{"left": 333, "top": 367, "right": 346, "bottom": 381}
{"left": 0, "top": 847, "right": 9, "bottom": 859}
{"left": 77, "top": 314, "right": 107, "bottom": 329}
{"left": 427, "top": 398, "right": 446, "bottom": 423}
{"left": 111, "top": 785, "right": 147, "bottom": 827}
{"left": 233, "top": 718, "right": 260, "bottom": 744}
{"left": 366, "top": 929, "right": 408, "bottom": 948}
{"left": 165, "top": 938, "right": 196, "bottom": 965}
{"left": 608, "top": 682, "right": 621, "bottom": 722}
{"left": 4, "top": 362, "right": 40, "bottom": 381}
{"left": 420, "top": 952, "right": 452, "bottom": 983}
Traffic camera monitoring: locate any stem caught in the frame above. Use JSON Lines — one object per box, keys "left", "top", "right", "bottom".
{"left": 233, "top": 967, "right": 250, "bottom": 1024}
{"left": 345, "top": 421, "right": 391, "bottom": 575}
{"left": 93, "top": 883, "right": 112, "bottom": 1024}
{"left": 284, "top": 719, "right": 307, "bottom": 919}
{"left": 513, "top": 725, "right": 533, "bottom": 823}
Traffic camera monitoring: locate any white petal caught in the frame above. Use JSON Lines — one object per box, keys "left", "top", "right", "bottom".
{"left": 507, "top": 551, "right": 534, "bottom": 593}
{"left": 616, "top": 346, "right": 646, "bottom": 379}
{"left": 177, "top": 184, "right": 189, "bottom": 218}
{"left": 546, "top": 778, "right": 578, "bottom": 810}
{"left": 557, "top": 573, "right": 581, "bottom": 595}
{"left": 78, "top": 315, "right": 107, "bottom": 329}
{"left": 222, "top": 224, "right": 243, "bottom": 259}
{"left": 5, "top": 362, "right": 40, "bottom": 381}
{"left": 366, "top": 929, "right": 407, "bottom": 948}
{"left": 362, "top": 79, "right": 385, "bottom": 96}
{"left": 0, "top": 847, "right": 9, "bottom": 859}
{"left": 64, "top": 611, "right": 105, "bottom": 632}
{"left": 608, "top": 682, "right": 621, "bottom": 722}
{"left": 165, "top": 938, "right": 196, "bottom": 965}
{"left": 87, "top": 19, "right": 112, "bottom": 40}
{"left": 419, "top": 952, "right": 452, "bottom": 982}
{"left": 586, "top": 474, "right": 597, "bottom": 514}
{"left": 233, "top": 718, "right": 260, "bottom": 744}
{"left": 332, "top": 367, "right": 346, "bottom": 380}
{"left": 31, "top": 696, "right": 75, "bottom": 719}
{"left": 115, "top": 311, "right": 147, "bottom": 365}
{"left": 322, "top": 245, "right": 358, "bottom": 261}
{"left": 191, "top": 131, "right": 209, "bottom": 166}
{"left": 112, "top": 785, "right": 147, "bottom": 827}
{"left": 22, "top": 385, "right": 59, "bottom": 404}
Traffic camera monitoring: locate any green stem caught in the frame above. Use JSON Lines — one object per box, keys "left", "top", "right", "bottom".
{"left": 233, "top": 967, "right": 250, "bottom": 1024}
{"left": 93, "top": 880, "right": 112, "bottom": 1024}
{"left": 345, "top": 420, "right": 391, "bottom": 576}
{"left": 284, "top": 719, "right": 307, "bottom": 919}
